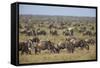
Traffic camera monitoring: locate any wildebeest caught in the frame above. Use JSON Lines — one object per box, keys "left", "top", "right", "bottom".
{"left": 63, "top": 27, "right": 74, "bottom": 36}
{"left": 20, "top": 29, "right": 27, "bottom": 34}
{"left": 34, "top": 40, "right": 60, "bottom": 54}
{"left": 83, "top": 31, "right": 93, "bottom": 36}
{"left": 65, "top": 37, "right": 89, "bottom": 53}
{"left": 57, "top": 41, "right": 75, "bottom": 53}
{"left": 48, "top": 24, "right": 53, "bottom": 29}
{"left": 50, "top": 30, "right": 58, "bottom": 35}
{"left": 36, "top": 30, "right": 47, "bottom": 35}
{"left": 78, "top": 29, "right": 85, "bottom": 33}
{"left": 63, "top": 31, "right": 71, "bottom": 36}
{"left": 32, "top": 29, "right": 37, "bottom": 36}
{"left": 78, "top": 27, "right": 86, "bottom": 33}
{"left": 19, "top": 41, "right": 32, "bottom": 55}
{"left": 66, "top": 36, "right": 77, "bottom": 41}
{"left": 26, "top": 30, "right": 33, "bottom": 36}
{"left": 85, "top": 38, "right": 96, "bottom": 45}
{"left": 68, "top": 27, "right": 74, "bottom": 36}
{"left": 57, "top": 42, "right": 66, "bottom": 50}
{"left": 66, "top": 42, "right": 75, "bottom": 53}
{"left": 27, "top": 29, "right": 37, "bottom": 36}
{"left": 30, "top": 37, "right": 40, "bottom": 43}
{"left": 70, "top": 39, "right": 89, "bottom": 50}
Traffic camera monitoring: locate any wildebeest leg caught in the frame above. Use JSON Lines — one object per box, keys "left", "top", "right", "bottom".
{"left": 52, "top": 49, "right": 56, "bottom": 53}
{"left": 80, "top": 46, "right": 84, "bottom": 50}
{"left": 21, "top": 48, "right": 26, "bottom": 55}
{"left": 34, "top": 47, "right": 38, "bottom": 54}
{"left": 85, "top": 45, "right": 89, "bottom": 50}
{"left": 67, "top": 45, "right": 72, "bottom": 53}
{"left": 71, "top": 48, "right": 74, "bottom": 53}
{"left": 52, "top": 47, "right": 59, "bottom": 53}
{"left": 26, "top": 50, "right": 29, "bottom": 55}
{"left": 28, "top": 50, "right": 32, "bottom": 55}
{"left": 29, "top": 47, "right": 32, "bottom": 55}
{"left": 49, "top": 48, "right": 55, "bottom": 53}
{"left": 79, "top": 43, "right": 84, "bottom": 50}
{"left": 54, "top": 47, "right": 60, "bottom": 53}
{"left": 38, "top": 48, "right": 41, "bottom": 54}
{"left": 55, "top": 48, "right": 60, "bottom": 53}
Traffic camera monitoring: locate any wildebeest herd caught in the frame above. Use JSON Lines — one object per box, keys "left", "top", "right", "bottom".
{"left": 19, "top": 15, "right": 96, "bottom": 56}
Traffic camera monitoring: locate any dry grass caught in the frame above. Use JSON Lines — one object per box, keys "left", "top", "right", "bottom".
{"left": 19, "top": 45, "right": 96, "bottom": 64}
{"left": 19, "top": 21, "right": 96, "bottom": 64}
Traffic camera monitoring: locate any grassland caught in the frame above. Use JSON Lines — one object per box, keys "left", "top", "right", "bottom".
{"left": 19, "top": 15, "right": 96, "bottom": 64}
{"left": 19, "top": 45, "right": 96, "bottom": 64}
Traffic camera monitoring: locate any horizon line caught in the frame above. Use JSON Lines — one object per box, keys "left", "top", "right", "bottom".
{"left": 19, "top": 14, "right": 96, "bottom": 17}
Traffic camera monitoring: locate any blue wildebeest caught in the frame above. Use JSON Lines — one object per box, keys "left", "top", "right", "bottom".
{"left": 50, "top": 29, "right": 58, "bottom": 35}
{"left": 33, "top": 40, "right": 60, "bottom": 54}
{"left": 70, "top": 38, "right": 89, "bottom": 51}
{"left": 19, "top": 40, "right": 32, "bottom": 55}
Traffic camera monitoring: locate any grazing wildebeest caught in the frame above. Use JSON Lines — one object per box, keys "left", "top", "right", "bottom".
{"left": 65, "top": 37, "right": 89, "bottom": 53}
{"left": 34, "top": 40, "right": 60, "bottom": 54}
{"left": 19, "top": 37, "right": 40, "bottom": 55}
{"left": 26, "top": 30, "right": 33, "bottom": 36}
{"left": 36, "top": 30, "right": 46, "bottom": 35}
{"left": 70, "top": 39, "right": 89, "bottom": 50}
{"left": 81, "top": 27, "right": 86, "bottom": 30}
{"left": 85, "top": 38, "right": 96, "bottom": 45}
{"left": 50, "top": 30, "right": 58, "bottom": 35}
{"left": 20, "top": 29, "right": 27, "bottom": 34}
{"left": 32, "top": 29, "right": 36, "bottom": 36}
{"left": 48, "top": 24, "right": 53, "bottom": 29}
{"left": 78, "top": 27, "right": 86, "bottom": 33}
{"left": 19, "top": 41, "right": 32, "bottom": 55}
{"left": 63, "top": 27, "right": 74, "bottom": 36}
{"left": 66, "top": 36, "right": 77, "bottom": 41}
{"left": 78, "top": 29, "right": 85, "bottom": 33}
{"left": 83, "top": 31, "right": 93, "bottom": 36}
{"left": 63, "top": 31, "right": 70, "bottom": 36}
{"left": 66, "top": 42, "right": 75, "bottom": 53}
{"left": 57, "top": 41, "right": 75, "bottom": 53}
{"left": 30, "top": 37, "right": 40, "bottom": 43}
{"left": 57, "top": 42, "right": 66, "bottom": 50}
{"left": 68, "top": 27, "right": 74, "bottom": 36}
